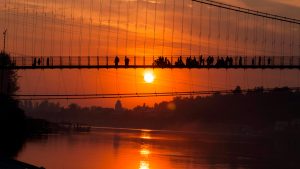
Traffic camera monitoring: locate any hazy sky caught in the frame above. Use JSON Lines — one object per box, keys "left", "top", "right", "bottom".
{"left": 221, "top": 0, "right": 300, "bottom": 16}
{"left": 0, "top": 0, "right": 299, "bottom": 108}
{"left": 1, "top": 0, "right": 299, "bottom": 57}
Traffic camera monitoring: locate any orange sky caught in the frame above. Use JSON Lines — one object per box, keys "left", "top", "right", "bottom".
{"left": 1, "top": 0, "right": 299, "bottom": 57}
{"left": 0, "top": 0, "right": 300, "bottom": 108}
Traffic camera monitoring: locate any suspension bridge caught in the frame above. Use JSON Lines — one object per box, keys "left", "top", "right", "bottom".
{"left": 0, "top": 0, "right": 300, "bottom": 100}
{"left": 1, "top": 55, "right": 300, "bottom": 69}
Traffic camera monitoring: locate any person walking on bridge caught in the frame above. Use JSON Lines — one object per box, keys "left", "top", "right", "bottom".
{"left": 125, "top": 56, "right": 129, "bottom": 67}
{"left": 115, "top": 56, "right": 119, "bottom": 67}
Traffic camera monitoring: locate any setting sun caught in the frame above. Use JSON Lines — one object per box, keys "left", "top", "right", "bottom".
{"left": 144, "top": 72, "right": 155, "bottom": 83}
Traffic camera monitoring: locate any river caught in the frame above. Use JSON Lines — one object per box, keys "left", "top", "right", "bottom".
{"left": 16, "top": 127, "right": 297, "bottom": 169}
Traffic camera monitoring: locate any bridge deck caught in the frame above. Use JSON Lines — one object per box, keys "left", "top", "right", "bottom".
{"left": 1, "top": 56, "right": 300, "bottom": 70}
{"left": 2, "top": 65, "right": 300, "bottom": 70}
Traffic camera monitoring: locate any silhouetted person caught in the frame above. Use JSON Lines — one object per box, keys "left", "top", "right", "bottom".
{"left": 252, "top": 58, "right": 255, "bottom": 66}
{"left": 186, "top": 56, "right": 192, "bottom": 67}
{"left": 225, "top": 56, "right": 230, "bottom": 67}
{"left": 125, "top": 56, "right": 129, "bottom": 67}
{"left": 216, "top": 57, "right": 220, "bottom": 67}
{"left": 228, "top": 57, "right": 233, "bottom": 67}
{"left": 216, "top": 57, "right": 225, "bottom": 67}
{"left": 206, "top": 56, "right": 210, "bottom": 66}
{"left": 239, "top": 57, "right": 243, "bottom": 66}
{"left": 38, "top": 58, "right": 41, "bottom": 66}
{"left": 199, "top": 55, "right": 204, "bottom": 66}
{"left": 258, "top": 56, "right": 262, "bottom": 66}
{"left": 192, "top": 56, "right": 197, "bottom": 67}
{"left": 221, "top": 57, "right": 225, "bottom": 67}
{"left": 175, "top": 56, "right": 184, "bottom": 67}
{"left": 164, "top": 57, "right": 169, "bottom": 66}
{"left": 207, "top": 56, "right": 214, "bottom": 66}
{"left": 47, "top": 57, "right": 50, "bottom": 66}
{"left": 114, "top": 56, "right": 119, "bottom": 67}
{"left": 153, "top": 56, "right": 171, "bottom": 67}
{"left": 32, "top": 58, "right": 37, "bottom": 67}
{"left": 268, "top": 57, "right": 271, "bottom": 65}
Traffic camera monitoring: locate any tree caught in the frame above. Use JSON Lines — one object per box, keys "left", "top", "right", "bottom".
{"left": 233, "top": 86, "right": 242, "bottom": 94}
{"left": 0, "top": 52, "right": 25, "bottom": 158}
{"left": 115, "top": 100, "right": 123, "bottom": 112}
{"left": 0, "top": 51, "right": 19, "bottom": 95}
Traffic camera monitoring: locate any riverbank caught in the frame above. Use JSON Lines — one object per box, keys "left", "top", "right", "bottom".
{"left": 0, "top": 158, "right": 45, "bottom": 169}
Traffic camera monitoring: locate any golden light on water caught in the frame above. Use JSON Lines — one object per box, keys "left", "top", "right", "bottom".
{"left": 140, "top": 149, "right": 151, "bottom": 156}
{"left": 139, "top": 161, "right": 150, "bottom": 169}
{"left": 140, "top": 132, "right": 151, "bottom": 140}
{"left": 140, "top": 144, "right": 151, "bottom": 169}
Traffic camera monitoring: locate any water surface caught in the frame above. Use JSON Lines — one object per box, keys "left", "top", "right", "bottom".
{"left": 16, "top": 127, "right": 293, "bottom": 169}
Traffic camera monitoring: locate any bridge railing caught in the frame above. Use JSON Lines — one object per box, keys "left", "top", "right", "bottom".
{"left": 4, "top": 55, "right": 300, "bottom": 69}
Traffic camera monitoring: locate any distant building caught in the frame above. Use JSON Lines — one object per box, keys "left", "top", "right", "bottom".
{"left": 115, "top": 100, "right": 123, "bottom": 112}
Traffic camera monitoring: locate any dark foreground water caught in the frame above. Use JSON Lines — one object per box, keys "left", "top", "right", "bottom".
{"left": 16, "top": 127, "right": 300, "bottom": 169}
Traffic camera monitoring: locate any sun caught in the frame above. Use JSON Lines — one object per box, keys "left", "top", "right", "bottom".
{"left": 144, "top": 71, "right": 155, "bottom": 83}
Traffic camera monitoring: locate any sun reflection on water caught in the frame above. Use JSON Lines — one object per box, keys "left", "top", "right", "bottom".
{"left": 139, "top": 131, "right": 152, "bottom": 169}
{"left": 139, "top": 160, "right": 150, "bottom": 169}
{"left": 140, "top": 148, "right": 151, "bottom": 156}
{"left": 139, "top": 145, "right": 151, "bottom": 169}
{"left": 140, "top": 132, "right": 151, "bottom": 140}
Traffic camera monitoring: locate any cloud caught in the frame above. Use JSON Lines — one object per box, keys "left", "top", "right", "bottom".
{"left": 215, "top": 0, "right": 300, "bottom": 19}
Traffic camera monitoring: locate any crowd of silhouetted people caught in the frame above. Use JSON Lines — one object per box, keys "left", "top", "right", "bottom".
{"left": 32, "top": 57, "right": 53, "bottom": 67}
{"left": 153, "top": 56, "right": 171, "bottom": 67}
{"left": 113, "top": 55, "right": 276, "bottom": 68}
{"left": 151, "top": 55, "right": 275, "bottom": 68}
{"left": 26, "top": 55, "right": 277, "bottom": 68}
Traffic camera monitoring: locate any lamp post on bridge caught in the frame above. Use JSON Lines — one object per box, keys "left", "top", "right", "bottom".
{"left": 1, "top": 29, "right": 8, "bottom": 95}
{"left": 2, "top": 29, "right": 7, "bottom": 52}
